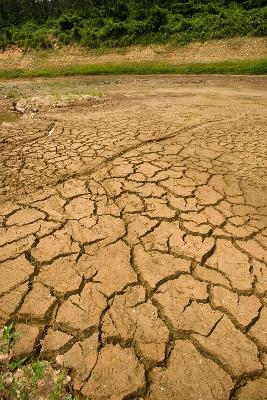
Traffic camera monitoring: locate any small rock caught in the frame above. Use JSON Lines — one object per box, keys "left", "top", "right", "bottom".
{"left": 15, "top": 106, "right": 25, "bottom": 114}
{"left": 0, "top": 353, "right": 9, "bottom": 362}
{"left": 65, "top": 375, "right": 71, "bottom": 384}
{"left": 56, "top": 354, "right": 64, "bottom": 364}
{"left": 14, "top": 368, "right": 24, "bottom": 380}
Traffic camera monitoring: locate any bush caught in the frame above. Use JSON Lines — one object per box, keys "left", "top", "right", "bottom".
{"left": 0, "top": 29, "right": 12, "bottom": 48}
{"left": 81, "top": 28, "right": 100, "bottom": 47}
{"left": 0, "top": 2, "right": 266, "bottom": 50}
{"left": 147, "top": 6, "right": 168, "bottom": 31}
{"left": 57, "top": 13, "right": 81, "bottom": 31}
{"left": 28, "top": 30, "right": 52, "bottom": 49}
{"left": 99, "top": 19, "right": 128, "bottom": 40}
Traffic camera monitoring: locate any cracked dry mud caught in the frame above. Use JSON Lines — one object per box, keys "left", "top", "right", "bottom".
{"left": 0, "top": 75, "right": 267, "bottom": 400}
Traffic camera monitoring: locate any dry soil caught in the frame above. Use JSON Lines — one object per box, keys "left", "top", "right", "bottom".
{"left": 0, "top": 74, "right": 267, "bottom": 400}
{"left": 0, "top": 36, "right": 266, "bottom": 72}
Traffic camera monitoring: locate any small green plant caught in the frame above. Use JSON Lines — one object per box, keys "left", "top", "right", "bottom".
{"left": 49, "top": 370, "right": 67, "bottom": 400}
{"left": 0, "top": 359, "right": 73, "bottom": 399}
{"left": 0, "top": 323, "right": 77, "bottom": 399}
{"left": 0, "top": 322, "right": 17, "bottom": 354}
{"left": 5, "top": 91, "right": 17, "bottom": 99}
{"left": 0, "top": 375, "right": 5, "bottom": 390}
{"left": 9, "top": 357, "right": 28, "bottom": 370}
{"left": 31, "top": 359, "right": 48, "bottom": 383}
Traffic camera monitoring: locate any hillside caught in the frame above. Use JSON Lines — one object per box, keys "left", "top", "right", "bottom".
{"left": 0, "top": 0, "right": 266, "bottom": 50}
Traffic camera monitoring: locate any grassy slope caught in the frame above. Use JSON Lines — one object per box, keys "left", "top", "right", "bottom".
{"left": 0, "top": 58, "right": 266, "bottom": 78}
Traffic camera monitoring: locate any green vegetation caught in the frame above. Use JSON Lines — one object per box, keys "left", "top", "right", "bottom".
{"left": 5, "top": 90, "right": 17, "bottom": 98}
{"left": 0, "top": 323, "right": 17, "bottom": 354}
{"left": 0, "top": 323, "right": 84, "bottom": 399}
{"left": 0, "top": 0, "right": 266, "bottom": 50}
{"left": 0, "top": 58, "right": 266, "bottom": 79}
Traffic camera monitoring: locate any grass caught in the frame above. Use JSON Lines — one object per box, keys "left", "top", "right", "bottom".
{"left": 0, "top": 323, "right": 84, "bottom": 400}
{"left": 5, "top": 90, "right": 17, "bottom": 98}
{"left": 0, "top": 58, "right": 266, "bottom": 79}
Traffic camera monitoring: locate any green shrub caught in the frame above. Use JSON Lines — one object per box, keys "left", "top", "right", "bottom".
{"left": 57, "top": 13, "right": 81, "bottom": 31}
{"left": 28, "top": 30, "right": 52, "bottom": 49}
{"left": 0, "top": 2, "right": 266, "bottom": 50}
{"left": 99, "top": 19, "right": 128, "bottom": 40}
{"left": 147, "top": 6, "right": 168, "bottom": 31}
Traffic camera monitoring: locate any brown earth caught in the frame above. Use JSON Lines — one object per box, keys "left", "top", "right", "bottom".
{"left": 0, "top": 36, "right": 266, "bottom": 71}
{"left": 0, "top": 74, "right": 267, "bottom": 400}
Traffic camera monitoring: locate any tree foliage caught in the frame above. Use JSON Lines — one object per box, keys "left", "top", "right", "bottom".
{"left": 0, "top": 0, "right": 266, "bottom": 49}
